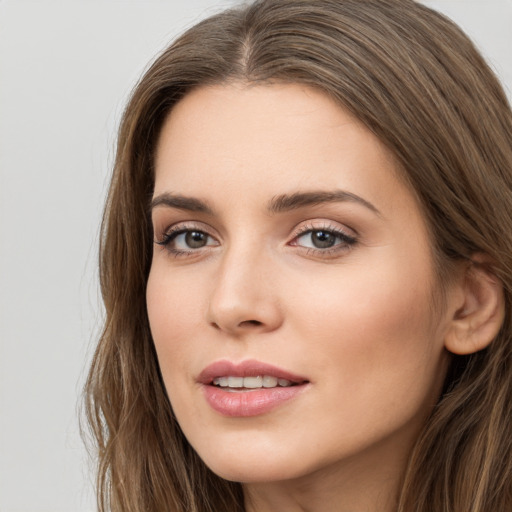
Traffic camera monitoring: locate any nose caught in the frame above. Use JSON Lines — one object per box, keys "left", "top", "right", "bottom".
{"left": 206, "top": 245, "right": 283, "bottom": 336}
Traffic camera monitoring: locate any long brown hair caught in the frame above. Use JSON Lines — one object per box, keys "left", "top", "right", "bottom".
{"left": 84, "top": 1, "right": 512, "bottom": 510}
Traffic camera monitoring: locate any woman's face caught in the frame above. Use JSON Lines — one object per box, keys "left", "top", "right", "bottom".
{"left": 147, "top": 83, "right": 454, "bottom": 485}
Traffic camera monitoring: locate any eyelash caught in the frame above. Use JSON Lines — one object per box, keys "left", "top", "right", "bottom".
{"left": 289, "top": 223, "right": 357, "bottom": 257}
{"left": 155, "top": 225, "right": 218, "bottom": 258}
{"left": 154, "top": 222, "right": 357, "bottom": 259}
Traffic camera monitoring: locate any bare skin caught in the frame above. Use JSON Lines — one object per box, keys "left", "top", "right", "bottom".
{"left": 147, "top": 83, "right": 466, "bottom": 512}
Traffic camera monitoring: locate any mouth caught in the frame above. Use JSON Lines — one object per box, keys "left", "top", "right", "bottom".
{"left": 198, "top": 359, "right": 309, "bottom": 416}
{"left": 211, "top": 375, "right": 298, "bottom": 391}
{"left": 198, "top": 359, "right": 308, "bottom": 388}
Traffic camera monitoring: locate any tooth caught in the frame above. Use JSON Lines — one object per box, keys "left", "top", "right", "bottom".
{"left": 244, "top": 376, "right": 263, "bottom": 388}
{"left": 262, "top": 376, "right": 278, "bottom": 388}
{"left": 214, "top": 375, "right": 294, "bottom": 389}
{"left": 228, "top": 376, "right": 244, "bottom": 388}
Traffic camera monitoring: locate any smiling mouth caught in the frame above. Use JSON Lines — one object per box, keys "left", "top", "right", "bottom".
{"left": 212, "top": 375, "right": 298, "bottom": 390}
{"left": 199, "top": 359, "right": 307, "bottom": 382}
{"left": 199, "top": 360, "right": 309, "bottom": 416}
{"left": 199, "top": 359, "right": 309, "bottom": 392}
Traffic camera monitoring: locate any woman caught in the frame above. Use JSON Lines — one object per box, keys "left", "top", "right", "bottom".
{"left": 84, "top": 0, "right": 512, "bottom": 511}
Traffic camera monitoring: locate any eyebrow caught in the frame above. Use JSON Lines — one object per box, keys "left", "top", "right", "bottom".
{"left": 150, "top": 193, "right": 214, "bottom": 214}
{"left": 150, "top": 189, "right": 380, "bottom": 216}
{"left": 267, "top": 190, "right": 380, "bottom": 215}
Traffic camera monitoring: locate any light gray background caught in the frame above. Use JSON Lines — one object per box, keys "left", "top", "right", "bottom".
{"left": 0, "top": 1, "right": 510, "bottom": 511}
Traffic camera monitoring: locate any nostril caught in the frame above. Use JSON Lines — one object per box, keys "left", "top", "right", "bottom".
{"left": 241, "top": 320, "right": 263, "bottom": 327}
{"left": 209, "top": 319, "right": 263, "bottom": 331}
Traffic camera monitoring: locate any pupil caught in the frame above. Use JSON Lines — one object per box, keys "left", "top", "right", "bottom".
{"left": 312, "top": 230, "right": 335, "bottom": 248}
{"left": 185, "top": 231, "right": 207, "bottom": 248}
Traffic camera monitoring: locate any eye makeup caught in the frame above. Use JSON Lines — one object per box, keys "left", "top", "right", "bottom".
{"left": 154, "top": 218, "right": 358, "bottom": 260}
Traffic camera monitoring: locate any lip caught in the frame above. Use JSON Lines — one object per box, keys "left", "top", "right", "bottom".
{"left": 198, "top": 359, "right": 308, "bottom": 384}
{"left": 198, "top": 359, "right": 310, "bottom": 417}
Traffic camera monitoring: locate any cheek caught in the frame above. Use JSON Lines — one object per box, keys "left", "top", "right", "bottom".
{"left": 295, "top": 251, "right": 434, "bottom": 337}
{"left": 290, "top": 253, "right": 445, "bottom": 411}
{"left": 146, "top": 266, "right": 205, "bottom": 381}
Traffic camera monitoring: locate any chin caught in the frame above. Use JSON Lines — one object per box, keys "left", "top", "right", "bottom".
{"left": 189, "top": 430, "right": 327, "bottom": 484}
{"left": 206, "top": 458, "right": 302, "bottom": 484}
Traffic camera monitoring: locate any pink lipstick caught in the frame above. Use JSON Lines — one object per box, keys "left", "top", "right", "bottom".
{"left": 198, "top": 359, "right": 309, "bottom": 417}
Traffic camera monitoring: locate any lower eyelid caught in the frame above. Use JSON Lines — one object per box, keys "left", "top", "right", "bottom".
{"left": 296, "top": 239, "right": 355, "bottom": 252}
{"left": 154, "top": 222, "right": 356, "bottom": 257}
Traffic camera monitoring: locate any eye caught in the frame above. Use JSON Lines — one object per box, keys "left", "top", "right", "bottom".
{"left": 298, "top": 230, "right": 340, "bottom": 249}
{"left": 291, "top": 225, "right": 357, "bottom": 255}
{"left": 174, "top": 230, "right": 211, "bottom": 250}
{"left": 155, "top": 227, "right": 219, "bottom": 255}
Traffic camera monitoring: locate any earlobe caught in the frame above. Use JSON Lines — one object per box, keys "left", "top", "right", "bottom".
{"left": 444, "top": 256, "right": 505, "bottom": 356}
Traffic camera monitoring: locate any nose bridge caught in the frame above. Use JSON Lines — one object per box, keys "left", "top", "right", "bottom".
{"left": 207, "top": 235, "right": 281, "bottom": 334}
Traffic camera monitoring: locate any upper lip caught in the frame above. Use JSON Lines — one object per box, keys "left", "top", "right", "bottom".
{"left": 198, "top": 359, "right": 308, "bottom": 385}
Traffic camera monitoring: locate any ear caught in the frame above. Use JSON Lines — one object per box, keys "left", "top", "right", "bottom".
{"left": 444, "top": 255, "right": 505, "bottom": 355}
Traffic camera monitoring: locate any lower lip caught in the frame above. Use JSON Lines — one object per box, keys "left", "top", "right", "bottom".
{"left": 202, "top": 384, "right": 307, "bottom": 417}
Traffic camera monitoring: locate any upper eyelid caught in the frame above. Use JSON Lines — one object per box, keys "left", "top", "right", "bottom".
{"left": 293, "top": 228, "right": 355, "bottom": 240}
{"left": 157, "top": 220, "right": 218, "bottom": 237}
{"left": 290, "top": 219, "right": 358, "bottom": 238}
{"left": 154, "top": 218, "right": 357, "bottom": 242}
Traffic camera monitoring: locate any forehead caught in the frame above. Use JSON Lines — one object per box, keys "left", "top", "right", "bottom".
{"left": 153, "top": 82, "right": 412, "bottom": 217}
